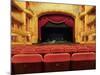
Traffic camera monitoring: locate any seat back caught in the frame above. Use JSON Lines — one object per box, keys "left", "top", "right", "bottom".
{"left": 76, "top": 44, "right": 96, "bottom": 52}
{"left": 35, "top": 47, "right": 51, "bottom": 54}
{"left": 20, "top": 47, "right": 36, "bottom": 54}
{"left": 51, "top": 48, "right": 65, "bottom": 53}
{"left": 11, "top": 45, "right": 25, "bottom": 56}
{"left": 44, "top": 53, "right": 70, "bottom": 72}
{"left": 71, "top": 52, "right": 96, "bottom": 70}
{"left": 12, "top": 54, "right": 43, "bottom": 74}
{"left": 64, "top": 45, "right": 77, "bottom": 52}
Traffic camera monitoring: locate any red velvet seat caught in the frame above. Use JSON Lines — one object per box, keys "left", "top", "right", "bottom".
{"left": 11, "top": 48, "right": 22, "bottom": 56}
{"left": 12, "top": 54, "right": 43, "bottom": 74}
{"left": 64, "top": 45, "right": 77, "bottom": 52}
{"left": 44, "top": 53, "right": 70, "bottom": 72}
{"left": 20, "top": 47, "right": 36, "bottom": 54}
{"left": 50, "top": 48, "right": 65, "bottom": 53}
{"left": 76, "top": 44, "right": 96, "bottom": 52}
{"left": 76, "top": 45, "right": 89, "bottom": 52}
{"left": 71, "top": 52, "right": 96, "bottom": 70}
{"left": 11, "top": 45, "right": 25, "bottom": 55}
{"left": 12, "top": 45, "right": 25, "bottom": 50}
{"left": 87, "top": 45, "right": 96, "bottom": 52}
{"left": 35, "top": 47, "right": 51, "bottom": 54}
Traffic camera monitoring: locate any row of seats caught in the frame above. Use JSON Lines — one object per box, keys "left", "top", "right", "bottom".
{"left": 11, "top": 52, "right": 96, "bottom": 74}
{"left": 12, "top": 45, "right": 96, "bottom": 55}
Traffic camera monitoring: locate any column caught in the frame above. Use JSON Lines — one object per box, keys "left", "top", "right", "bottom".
{"left": 84, "top": 14, "right": 88, "bottom": 43}
{"left": 31, "top": 14, "right": 38, "bottom": 43}
{"left": 75, "top": 15, "right": 80, "bottom": 43}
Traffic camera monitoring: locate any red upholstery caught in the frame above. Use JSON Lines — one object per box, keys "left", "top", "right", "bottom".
{"left": 12, "top": 44, "right": 25, "bottom": 50}
{"left": 64, "top": 45, "right": 77, "bottom": 52}
{"left": 35, "top": 47, "right": 51, "bottom": 54}
{"left": 50, "top": 48, "right": 65, "bottom": 53}
{"left": 12, "top": 54, "right": 43, "bottom": 74}
{"left": 71, "top": 52, "right": 96, "bottom": 70}
{"left": 76, "top": 44, "right": 96, "bottom": 52}
{"left": 44, "top": 53, "right": 70, "bottom": 62}
{"left": 11, "top": 47, "right": 23, "bottom": 55}
{"left": 12, "top": 54, "right": 43, "bottom": 63}
{"left": 12, "top": 49, "right": 21, "bottom": 55}
{"left": 87, "top": 45, "right": 96, "bottom": 52}
{"left": 11, "top": 45, "right": 25, "bottom": 55}
{"left": 11, "top": 44, "right": 96, "bottom": 55}
{"left": 20, "top": 47, "right": 36, "bottom": 54}
{"left": 44, "top": 53, "right": 70, "bottom": 72}
{"left": 71, "top": 52, "right": 96, "bottom": 61}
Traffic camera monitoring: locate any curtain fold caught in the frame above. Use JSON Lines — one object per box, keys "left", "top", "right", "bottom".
{"left": 38, "top": 14, "right": 74, "bottom": 40}
{"left": 39, "top": 14, "right": 74, "bottom": 27}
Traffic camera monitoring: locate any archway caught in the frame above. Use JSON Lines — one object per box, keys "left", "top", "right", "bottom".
{"left": 38, "top": 13, "right": 75, "bottom": 44}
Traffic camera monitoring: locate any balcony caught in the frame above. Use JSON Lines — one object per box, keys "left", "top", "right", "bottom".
{"left": 79, "top": 6, "right": 94, "bottom": 18}
{"left": 87, "top": 15, "right": 96, "bottom": 25}
{"left": 12, "top": 0, "right": 33, "bottom": 17}
{"left": 11, "top": 12, "right": 24, "bottom": 24}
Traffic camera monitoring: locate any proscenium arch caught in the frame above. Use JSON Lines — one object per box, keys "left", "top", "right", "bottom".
{"left": 37, "top": 11, "right": 76, "bottom": 19}
{"left": 37, "top": 11, "right": 75, "bottom": 43}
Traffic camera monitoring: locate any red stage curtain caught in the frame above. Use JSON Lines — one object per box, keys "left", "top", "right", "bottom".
{"left": 38, "top": 14, "right": 74, "bottom": 40}
{"left": 38, "top": 16, "right": 48, "bottom": 28}
{"left": 39, "top": 14, "right": 74, "bottom": 28}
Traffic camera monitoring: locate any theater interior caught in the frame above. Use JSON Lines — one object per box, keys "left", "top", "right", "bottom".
{"left": 11, "top": 0, "right": 96, "bottom": 74}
